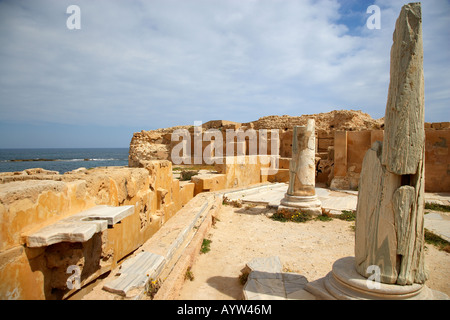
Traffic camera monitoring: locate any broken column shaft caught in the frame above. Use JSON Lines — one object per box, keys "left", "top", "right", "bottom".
{"left": 355, "top": 2, "right": 427, "bottom": 285}
{"left": 279, "top": 118, "right": 321, "bottom": 215}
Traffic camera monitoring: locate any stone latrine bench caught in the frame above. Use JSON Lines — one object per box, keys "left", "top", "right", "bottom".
{"left": 23, "top": 205, "right": 134, "bottom": 299}
{"left": 25, "top": 205, "right": 135, "bottom": 247}
{"left": 0, "top": 164, "right": 195, "bottom": 300}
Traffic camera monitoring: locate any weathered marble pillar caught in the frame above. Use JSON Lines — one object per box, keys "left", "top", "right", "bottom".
{"left": 304, "top": 3, "right": 447, "bottom": 300}
{"left": 354, "top": 2, "right": 427, "bottom": 286}
{"left": 279, "top": 119, "right": 322, "bottom": 215}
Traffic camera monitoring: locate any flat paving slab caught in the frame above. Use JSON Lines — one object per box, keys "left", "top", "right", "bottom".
{"left": 224, "top": 183, "right": 357, "bottom": 213}
{"left": 424, "top": 212, "right": 450, "bottom": 242}
{"left": 243, "top": 256, "right": 315, "bottom": 300}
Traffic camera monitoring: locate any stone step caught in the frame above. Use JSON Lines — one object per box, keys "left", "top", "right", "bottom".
{"left": 165, "top": 201, "right": 209, "bottom": 262}
{"left": 222, "top": 183, "right": 287, "bottom": 207}
{"left": 26, "top": 205, "right": 134, "bottom": 248}
{"left": 222, "top": 183, "right": 286, "bottom": 200}
{"left": 246, "top": 256, "right": 283, "bottom": 274}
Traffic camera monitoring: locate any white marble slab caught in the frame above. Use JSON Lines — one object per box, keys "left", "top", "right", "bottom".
{"left": 243, "top": 256, "right": 315, "bottom": 300}
{"left": 103, "top": 251, "right": 166, "bottom": 297}
{"left": 77, "top": 205, "right": 134, "bottom": 226}
{"left": 26, "top": 205, "right": 134, "bottom": 247}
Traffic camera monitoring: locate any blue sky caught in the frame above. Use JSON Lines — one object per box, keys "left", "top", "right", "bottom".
{"left": 0, "top": 0, "right": 449, "bottom": 148}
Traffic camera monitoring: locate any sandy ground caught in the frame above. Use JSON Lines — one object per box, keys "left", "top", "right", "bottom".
{"left": 176, "top": 204, "right": 450, "bottom": 299}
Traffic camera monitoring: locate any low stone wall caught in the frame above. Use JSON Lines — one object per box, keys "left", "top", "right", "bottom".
{"left": 0, "top": 162, "right": 195, "bottom": 300}
{"left": 330, "top": 125, "right": 450, "bottom": 192}
{"left": 425, "top": 129, "right": 450, "bottom": 193}
{"left": 129, "top": 126, "right": 334, "bottom": 185}
{"left": 187, "top": 155, "right": 285, "bottom": 195}
{"left": 0, "top": 155, "right": 286, "bottom": 300}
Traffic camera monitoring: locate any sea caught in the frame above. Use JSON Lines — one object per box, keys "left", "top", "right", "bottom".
{"left": 0, "top": 148, "right": 129, "bottom": 174}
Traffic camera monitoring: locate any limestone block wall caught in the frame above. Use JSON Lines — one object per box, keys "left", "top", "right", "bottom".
{"left": 183, "top": 155, "right": 282, "bottom": 195}
{"left": 131, "top": 127, "right": 334, "bottom": 186}
{"left": 330, "top": 125, "right": 450, "bottom": 192}
{"left": 216, "top": 156, "right": 268, "bottom": 189}
{"left": 424, "top": 128, "right": 450, "bottom": 192}
{"left": 130, "top": 120, "right": 448, "bottom": 193}
{"left": 0, "top": 156, "right": 285, "bottom": 300}
{"left": 0, "top": 162, "right": 195, "bottom": 300}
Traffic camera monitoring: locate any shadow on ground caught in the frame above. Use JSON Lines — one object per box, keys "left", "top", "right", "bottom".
{"left": 206, "top": 276, "right": 245, "bottom": 300}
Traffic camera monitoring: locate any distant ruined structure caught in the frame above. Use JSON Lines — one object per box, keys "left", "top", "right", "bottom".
{"left": 129, "top": 109, "right": 450, "bottom": 193}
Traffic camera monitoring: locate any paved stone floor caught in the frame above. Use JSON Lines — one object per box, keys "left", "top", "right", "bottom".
{"left": 224, "top": 183, "right": 450, "bottom": 242}
{"left": 224, "top": 183, "right": 450, "bottom": 300}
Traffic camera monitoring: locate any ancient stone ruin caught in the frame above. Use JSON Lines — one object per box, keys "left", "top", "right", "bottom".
{"left": 356, "top": 1, "right": 427, "bottom": 286}
{"left": 0, "top": 2, "right": 449, "bottom": 301}
{"left": 279, "top": 119, "right": 322, "bottom": 215}
{"left": 305, "top": 2, "right": 447, "bottom": 300}
{"left": 128, "top": 111, "right": 449, "bottom": 194}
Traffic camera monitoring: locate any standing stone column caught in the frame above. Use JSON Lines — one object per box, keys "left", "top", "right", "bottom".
{"left": 355, "top": 2, "right": 427, "bottom": 286}
{"left": 278, "top": 118, "right": 322, "bottom": 215}
{"left": 305, "top": 3, "right": 447, "bottom": 300}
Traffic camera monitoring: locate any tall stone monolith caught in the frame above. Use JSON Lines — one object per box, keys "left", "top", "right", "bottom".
{"left": 278, "top": 119, "right": 322, "bottom": 215}
{"left": 354, "top": 2, "right": 427, "bottom": 286}
{"left": 305, "top": 3, "right": 448, "bottom": 300}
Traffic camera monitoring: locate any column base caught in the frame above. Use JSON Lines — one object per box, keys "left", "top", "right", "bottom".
{"left": 305, "top": 256, "right": 449, "bottom": 300}
{"left": 278, "top": 194, "right": 322, "bottom": 216}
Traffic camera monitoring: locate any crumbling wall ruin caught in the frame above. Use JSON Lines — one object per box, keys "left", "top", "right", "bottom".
{"left": 128, "top": 110, "right": 383, "bottom": 185}
{"left": 331, "top": 124, "right": 450, "bottom": 192}
{"left": 0, "top": 163, "right": 195, "bottom": 300}
{"left": 129, "top": 110, "right": 449, "bottom": 192}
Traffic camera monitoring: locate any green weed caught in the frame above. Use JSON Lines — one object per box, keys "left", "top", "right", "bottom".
{"left": 200, "top": 239, "right": 212, "bottom": 254}
{"left": 424, "top": 202, "right": 450, "bottom": 212}
{"left": 424, "top": 229, "right": 450, "bottom": 253}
